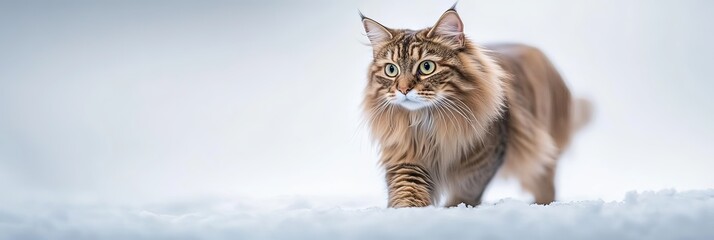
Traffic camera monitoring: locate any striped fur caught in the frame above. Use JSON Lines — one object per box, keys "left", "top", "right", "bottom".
{"left": 362, "top": 8, "right": 590, "bottom": 207}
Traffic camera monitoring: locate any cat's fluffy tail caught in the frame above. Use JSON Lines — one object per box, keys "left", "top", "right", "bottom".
{"left": 571, "top": 97, "right": 593, "bottom": 132}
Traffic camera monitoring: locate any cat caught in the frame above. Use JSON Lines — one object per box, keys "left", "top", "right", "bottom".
{"left": 361, "top": 6, "right": 591, "bottom": 208}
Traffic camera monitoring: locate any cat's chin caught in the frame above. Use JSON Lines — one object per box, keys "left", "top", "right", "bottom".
{"left": 396, "top": 100, "right": 430, "bottom": 111}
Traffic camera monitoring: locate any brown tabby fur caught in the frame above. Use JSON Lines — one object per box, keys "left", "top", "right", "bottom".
{"left": 362, "top": 8, "right": 591, "bottom": 208}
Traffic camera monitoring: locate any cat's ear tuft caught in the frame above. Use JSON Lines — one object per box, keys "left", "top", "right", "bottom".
{"left": 427, "top": 9, "right": 464, "bottom": 48}
{"left": 361, "top": 16, "right": 393, "bottom": 48}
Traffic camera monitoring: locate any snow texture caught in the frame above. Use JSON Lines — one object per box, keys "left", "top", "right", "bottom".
{"left": 1, "top": 189, "right": 712, "bottom": 240}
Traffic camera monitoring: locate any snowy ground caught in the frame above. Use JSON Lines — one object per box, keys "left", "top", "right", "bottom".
{"left": 1, "top": 189, "right": 712, "bottom": 240}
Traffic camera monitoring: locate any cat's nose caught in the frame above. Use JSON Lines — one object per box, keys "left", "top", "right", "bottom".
{"left": 397, "top": 85, "right": 412, "bottom": 95}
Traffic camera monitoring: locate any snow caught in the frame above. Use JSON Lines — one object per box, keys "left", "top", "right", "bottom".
{"left": 1, "top": 189, "right": 712, "bottom": 240}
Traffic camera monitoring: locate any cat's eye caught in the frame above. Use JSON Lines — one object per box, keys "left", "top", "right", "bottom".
{"left": 384, "top": 63, "right": 399, "bottom": 77}
{"left": 419, "top": 60, "right": 436, "bottom": 75}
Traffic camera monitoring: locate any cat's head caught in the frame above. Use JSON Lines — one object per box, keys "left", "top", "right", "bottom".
{"left": 361, "top": 7, "right": 502, "bottom": 114}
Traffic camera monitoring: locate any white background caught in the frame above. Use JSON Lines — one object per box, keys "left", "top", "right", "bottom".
{"left": 0, "top": 0, "right": 712, "bottom": 206}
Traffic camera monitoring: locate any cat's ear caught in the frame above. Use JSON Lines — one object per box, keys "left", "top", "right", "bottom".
{"left": 361, "top": 12, "right": 393, "bottom": 49}
{"left": 427, "top": 8, "right": 464, "bottom": 48}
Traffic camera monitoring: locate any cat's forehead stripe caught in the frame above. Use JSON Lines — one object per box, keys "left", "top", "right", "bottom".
{"left": 375, "top": 30, "right": 455, "bottom": 64}
{"left": 410, "top": 42, "right": 423, "bottom": 60}
{"left": 401, "top": 34, "right": 412, "bottom": 60}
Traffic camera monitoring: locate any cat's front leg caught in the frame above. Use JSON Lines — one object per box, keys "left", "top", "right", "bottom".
{"left": 385, "top": 163, "right": 435, "bottom": 208}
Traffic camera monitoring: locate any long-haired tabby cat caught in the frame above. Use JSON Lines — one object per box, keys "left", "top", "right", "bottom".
{"left": 361, "top": 6, "right": 591, "bottom": 208}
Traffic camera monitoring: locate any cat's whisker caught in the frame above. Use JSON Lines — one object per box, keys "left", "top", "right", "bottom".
{"left": 365, "top": 98, "right": 390, "bottom": 127}
{"left": 439, "top": 105, "right": 458, "bottom": 133}
{"left": 444, "top": 98, "right": 483, "bottom": 143}
{"left": 449, "top": 97, "right": 478, "bottom": 120}
{"left": 450, "top": 97, "right": 493, "bottom": 141}
{"left": 388, "top": 98, "right": 396, "bottom": 118}
{"left": 372, "top": 99, "right": 391, "bottom": 119}
{"left": 442, "top": 97, "right": 481, "bottom": 132}
{"left": 435, "top": 99, "right": 461, "bottom": 133}
{"left": 445, "top": 97, "right": 488, "bottom": 146}
{"left": 443, "top": 97, "right": 477, "bottom": 125}
{"left": 428, "top": 103, "right": 446, "bottom": 131}
{"left": 449, "top": 97, "right": 485, "bottom": 128}
{"left": 440, "top": 98, "right": 481, "bottom": 136}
